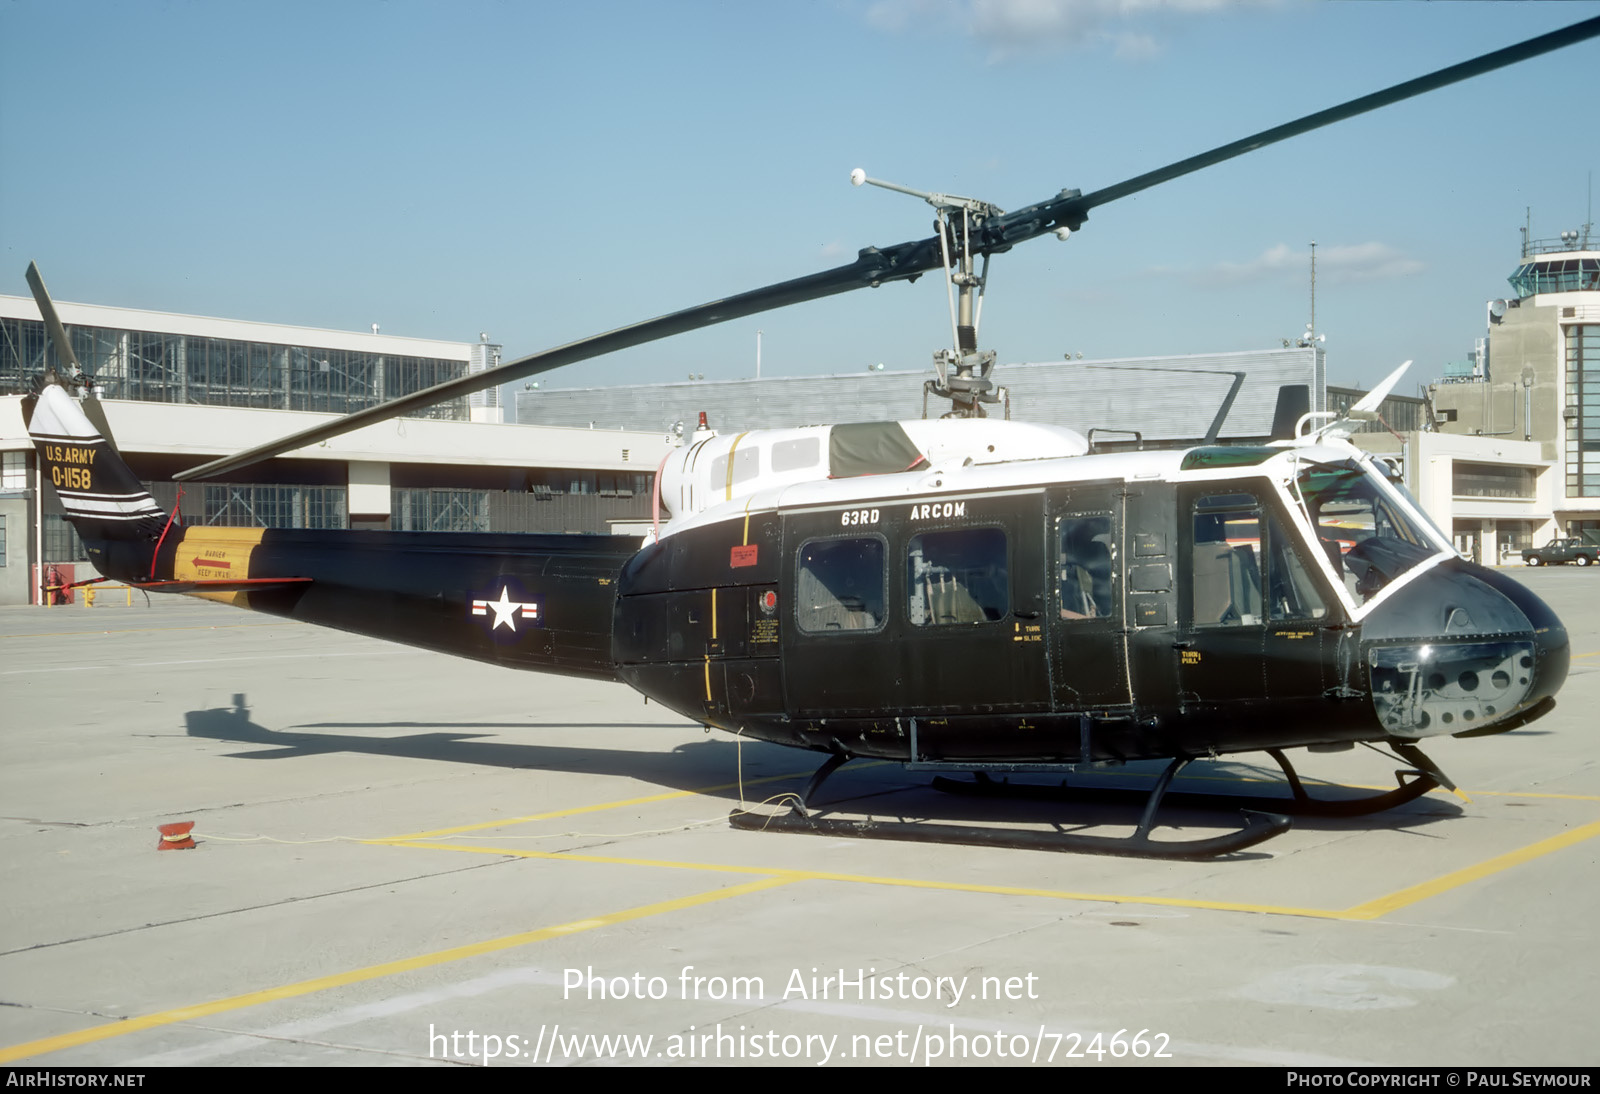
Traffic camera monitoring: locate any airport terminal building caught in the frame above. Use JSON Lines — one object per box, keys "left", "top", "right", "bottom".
{"left": 1409, "top": 230, "right": 1600, "bottom": 561}
{"left": 0, "top": 296, "right": 673, "bottom": 605}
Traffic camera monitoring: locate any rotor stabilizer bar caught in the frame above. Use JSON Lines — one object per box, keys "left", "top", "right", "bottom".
{"left": 168, "top": 14, "right": 1600, "bottom": 482}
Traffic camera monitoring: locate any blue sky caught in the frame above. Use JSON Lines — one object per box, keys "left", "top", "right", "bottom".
{"left": 2, "top": 0, "right": 1596, "bottom": 402}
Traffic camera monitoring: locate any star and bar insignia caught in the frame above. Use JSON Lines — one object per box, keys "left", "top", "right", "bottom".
{"left": 469, "top": 580, "right": 543, "bottom": 638}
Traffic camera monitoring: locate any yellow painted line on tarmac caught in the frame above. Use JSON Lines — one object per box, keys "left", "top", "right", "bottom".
{"left": 391, "top": 809, "right": 1600, "bottom": 925}
{"left": 1571, "top": 650, "right": 1600, "bottom": 659}
{"left": 0, "top": 875, "right": 795, "bottom": 1065}
{"left": 1466, "top": 789, "right": 1600, "bottom": 802}
{"left": 1341, "top": 817, "right": 1600, "bottom": 921}
{"left": 379, "top": 762, "right": 890, "bottom": 842}
{"left": 391, "top": 842, "right": 1359, "bottom": 921}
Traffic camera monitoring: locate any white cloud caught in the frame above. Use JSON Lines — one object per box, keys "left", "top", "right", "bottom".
{"left": 1156, "top": 241, "right": 1424, "bottom": 288}
{"left": 1108, "top": 30, "right": 1161, "bottom": 60}
{"left": 863, "top": 0, "right": 1273, "bottom": 59}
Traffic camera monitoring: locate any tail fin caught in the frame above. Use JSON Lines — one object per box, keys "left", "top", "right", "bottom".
{"left": 24, "top": 381, "right": 168, "bottom": 551}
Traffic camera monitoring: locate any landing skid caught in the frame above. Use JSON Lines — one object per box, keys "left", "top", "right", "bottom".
{"left": 932, "top": 746, "right": 1445, "bottom": 819}
{"left": 729, "top": 753, "right": 1291, "bottom": 860}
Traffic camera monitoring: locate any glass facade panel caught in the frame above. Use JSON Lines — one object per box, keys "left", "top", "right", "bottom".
{"left": 1453, "top": 462, "right": 1536, "bottom": 499}
{"left": 43, "top": 513, "right": 88, "bottom": 561}
{"left": 2, "top": 451, "right": 27, "bottom": 490}
{"left": 1509, "top": 258, "right": 1600, "bottom": 297}
{"left": 202, "top": 485, "right": 347, "bottom": 529}
{"left": 393, "top": 488, "right": 489, "bottom": 532}
{"left": 1568, "top": 325, "right": 1600, "bottom": 498}
{"left": 1, "top": 317, "right": 468, "bottom": 418}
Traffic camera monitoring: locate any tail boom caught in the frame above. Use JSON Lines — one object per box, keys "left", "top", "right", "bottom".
{"left": 27, "top": 381, "right": 638, "bottom": 681}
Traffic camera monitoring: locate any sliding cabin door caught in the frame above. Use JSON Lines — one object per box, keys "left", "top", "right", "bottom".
{"left": 781, "top": 493, "right": 1049, "bottom": 720}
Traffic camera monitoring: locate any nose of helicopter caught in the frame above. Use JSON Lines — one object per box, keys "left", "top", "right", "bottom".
{"left": 1360, "top": 560, "right": 1568, "bottom": 739}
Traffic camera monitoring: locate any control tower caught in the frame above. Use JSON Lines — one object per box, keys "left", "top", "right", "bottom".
{"left": 1427, "top": 218, "right": 1600, "bottom": 546}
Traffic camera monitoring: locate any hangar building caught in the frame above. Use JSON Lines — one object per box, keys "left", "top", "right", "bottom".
{"left": 515, "top": 347, "right": 1328, "bottom": 444}
{"left": 0, "top": 295, "right": 673, "bottom": 605}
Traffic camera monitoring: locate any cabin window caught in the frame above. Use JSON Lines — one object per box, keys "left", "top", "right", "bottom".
{"left": 796, "top": 536, "right": 885, "bottom": 634}
{"left": 1297, "top": 461, "right": 1438, "bottom": 603}
{"left": 1263, "top": 509, "right": 1327, "bottom": 621}
{"left": 708, "top": 446, "right": 760, "bottom": 490}
{"left": 906, "top": 527, "right": 1009, "bottom": 626}
{"left": 1058, "top": 514, "right": 1115, "bottom": 621}
{"left": 771, "top": 437, "right": 821, "bottom": 472}
{"left": 1192, "top": 493, "right": 1326, "bottom": 626}
{"left": 1191, "top": 494, "right": 1265, "bottom": 626}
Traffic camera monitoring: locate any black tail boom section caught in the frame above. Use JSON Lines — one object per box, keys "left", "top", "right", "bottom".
{"left": 26, "top": 383, "right": 636, "bottom": 681}
{"left": 154, "top": 525, "right": 637, "bottom": 681}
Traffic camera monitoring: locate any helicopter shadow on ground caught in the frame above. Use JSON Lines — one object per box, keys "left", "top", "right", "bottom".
{"left": 181, "top": 699, "right": 1464, "bottom": 846}
{"left": 181, "top": 696, "right": 806, "bottom": 802}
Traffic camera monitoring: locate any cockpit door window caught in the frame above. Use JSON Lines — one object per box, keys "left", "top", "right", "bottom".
{"left": 1191, "top": 492, "right": 1327, "bottom": 627}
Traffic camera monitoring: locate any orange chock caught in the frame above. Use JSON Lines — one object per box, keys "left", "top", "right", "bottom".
{"left": 157, "top": 821, "right": 196, "bottom": 850}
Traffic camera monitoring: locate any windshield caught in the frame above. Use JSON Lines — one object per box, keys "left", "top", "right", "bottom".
{"left": 1294, "top": 460, "right": 1446, "bottom": 605}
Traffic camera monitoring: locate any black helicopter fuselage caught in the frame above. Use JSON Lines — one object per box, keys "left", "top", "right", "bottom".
{"left": 611, "top": 447, "right": 1568, "bottom": 766}
{"left": 27, "top": 381, "right": 1568, "bottom": 772}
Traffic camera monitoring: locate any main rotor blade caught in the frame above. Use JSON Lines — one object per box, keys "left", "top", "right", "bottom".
{"left": 25, "top": 261, "right": 84, "bottom": 379}
{"left": 977, "top": 15, "right": 1600, "bottom": 249}
{"left": 173, "top": 246, "right": 940, "bottom": 481}
{"left": 27, "top": 261, "right": 125, "bottom": 451}
{"left": 172, "top": 14, "right": 1600, "bottom": 483}
{"left": 1072, "top": 15, "right": 1600, "bottom": 214}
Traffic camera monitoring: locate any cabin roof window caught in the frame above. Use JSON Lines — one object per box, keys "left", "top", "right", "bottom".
{"left": 771, "top": 436, "right": 821, "bottom": 472}
{"left": 708, "top": 446, "right": 760, "bottom": 491}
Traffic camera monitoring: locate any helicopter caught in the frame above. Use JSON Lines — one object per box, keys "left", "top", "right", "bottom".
{"left": 20, "top": 16, "right": 1595, "bottom": 859}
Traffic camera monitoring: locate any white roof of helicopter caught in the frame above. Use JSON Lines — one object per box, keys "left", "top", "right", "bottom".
{"left": 654, "top": 416, "right": 1366, "bottom": 542}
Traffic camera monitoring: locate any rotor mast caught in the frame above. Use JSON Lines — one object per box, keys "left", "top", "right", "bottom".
{"left": 851, "top": 169, "right": 1024, "bottom": 418}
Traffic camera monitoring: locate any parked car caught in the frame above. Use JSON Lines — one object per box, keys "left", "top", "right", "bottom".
{"left": 1523, "top": 538, "right": 1599, "bottom": 567}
